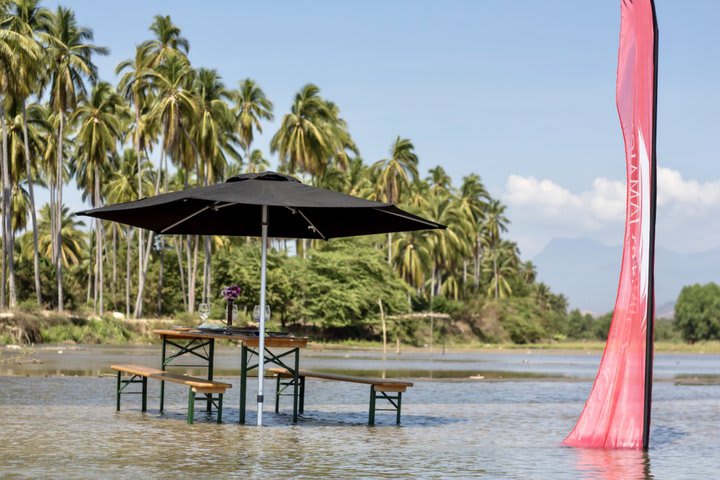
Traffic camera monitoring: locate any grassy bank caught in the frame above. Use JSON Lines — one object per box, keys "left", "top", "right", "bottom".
{"left": 1, "top": 311, "right": 717, "bottom": 354}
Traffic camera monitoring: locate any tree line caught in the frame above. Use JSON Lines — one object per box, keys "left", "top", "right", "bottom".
{"left": 0, "top": 1, "right": 570, "bottom": 332}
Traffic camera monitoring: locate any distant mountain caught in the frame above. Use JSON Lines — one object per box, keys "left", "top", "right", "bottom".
{"left": 532, "top": 238, "right": 720, "bottom": 314}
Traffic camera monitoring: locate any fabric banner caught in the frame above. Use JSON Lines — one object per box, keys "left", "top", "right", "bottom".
{"left": 564, "top": 0, "right": 658, "bottom": 450}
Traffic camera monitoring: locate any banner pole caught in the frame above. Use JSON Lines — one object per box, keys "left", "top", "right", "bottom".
{"left": 642, "top": 0, "right": 659, "bottom": 452}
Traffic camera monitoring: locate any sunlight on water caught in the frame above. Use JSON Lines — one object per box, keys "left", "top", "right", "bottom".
{"left": 1, "top": 348, "right": 719, "bottom": 478}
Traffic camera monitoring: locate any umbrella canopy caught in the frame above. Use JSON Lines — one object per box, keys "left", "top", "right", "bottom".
{"left": 78, "top": 171, "right": 444, "bottom": 238}
{"left": 78, "top": 171, "right": 445, "bottom": 426}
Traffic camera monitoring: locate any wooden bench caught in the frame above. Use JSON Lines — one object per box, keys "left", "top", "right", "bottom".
{"left": 269, "top": 368, "right": 413, "bottom": 425}
{"left": 111, "top": 364, "right": 232, "bottom": 424}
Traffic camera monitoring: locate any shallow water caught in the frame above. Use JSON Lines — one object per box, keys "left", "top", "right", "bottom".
{"left": 1, "top": 346, "right": 719, "bottom": 479}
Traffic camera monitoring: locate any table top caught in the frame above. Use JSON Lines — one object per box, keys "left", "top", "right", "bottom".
{"left": 153, "top": 329, "right": 309, "bottom": 348}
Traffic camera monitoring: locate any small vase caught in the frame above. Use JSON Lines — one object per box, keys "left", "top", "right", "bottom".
{"left": 226, "top": 299, "right": 234, "bottom": 327}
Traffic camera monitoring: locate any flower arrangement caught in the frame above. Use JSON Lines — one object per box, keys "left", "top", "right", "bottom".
{"left": 221, "top": 285, "right": 242, "bottom": 327}
{"left": 221, "top": 285, "right": 243, "bottom": 301}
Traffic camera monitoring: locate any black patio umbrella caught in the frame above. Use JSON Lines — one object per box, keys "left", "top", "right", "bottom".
{"left": 78, "top": 171, "right": 445, "bottom": 424}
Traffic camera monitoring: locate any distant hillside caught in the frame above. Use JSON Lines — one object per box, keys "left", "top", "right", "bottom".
{"left": 532, "top": 238, "right": 720, "bottom": 314}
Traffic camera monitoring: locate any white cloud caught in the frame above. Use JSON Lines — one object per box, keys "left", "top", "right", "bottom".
{"left": 502, "top": 167, "right": 720, "bottom": 257}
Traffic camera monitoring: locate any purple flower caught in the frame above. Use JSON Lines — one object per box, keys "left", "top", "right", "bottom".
{"left": 221, "top": 285, "right": 243, "bottom": 301}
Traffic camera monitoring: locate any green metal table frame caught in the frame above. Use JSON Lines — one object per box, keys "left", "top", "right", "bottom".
{"left": 159, "top": 336, "right": 215, "bottom": 413}
{"left": 158, "top": 333, "right": 302, "bottom": 424}
{"left": 239, "top": 343, "right": 301, "bottom": 424}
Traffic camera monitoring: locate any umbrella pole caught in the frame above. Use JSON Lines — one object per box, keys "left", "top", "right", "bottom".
{"left": 256, "top": 205, "right": 269, "bottom": 426}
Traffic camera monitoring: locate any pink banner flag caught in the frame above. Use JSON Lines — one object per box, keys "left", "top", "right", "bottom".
{"left": 563, "top": 0, "right": 658, "bottom": 450}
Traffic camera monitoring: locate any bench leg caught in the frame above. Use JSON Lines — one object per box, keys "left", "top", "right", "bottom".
{"left": 369, "top": 386, "right": 376, "bottom": 426}
{"left": 396, "top": 392, "right": 402, "bottom": 425}
{"left": 299, "top": 376, "right": 305, "bottom": 414}
{"left": 217, "top": 394, "right": 223, "bottom": 424}
{"left": 275, "top": 374, "right": 281, "bottom": 413}
{"left": 116, "top": 371, "right": 122, "bottom": 411}
{"left": 187, "top": 388, "right": 195, "bottom": 425}
{"left": 142, "top": 377, "right": 148, "bottom": 412}
{"left": 239, "top": 344, "right": 247, "bottom": 424}
{"left": 292, "top": 349, "right": 300, "bottom": 423}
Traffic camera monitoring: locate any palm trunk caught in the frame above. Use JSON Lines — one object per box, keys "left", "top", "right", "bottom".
{"left": 134, "top": 148, "right": 164, "bottom": 315}
{"left": 0, "top": 182, "right": 5, "bottom": 309}
{"left": 93, "top": 224, "right": 98, "bottom": 312}
{"left": 1, "top": 104, "right": 16, "bottom": 308}
{"left": 387, "top": 232, "right": 392, "bottom": 265}
{"left": 112, "top": 225, "right": 117, "bottom": 311}
{"left": 189, "top": 235, "right": 199, "bottom": 312}
{"left": 95, "top": 169, "right": 104, "bottom": 315}
{"left": 125, "top": 226, "right": 132, "bottom": 318}
{"left": 86, "top": 255, "right": 92, "bottom": 305}
{"left": 463, "top": 259, "right": 468, "bottom": 297}
{"left": 493, "top": 254, "right": 499, "bottom": 300}
{"left": 186, "top": 235, "right": 194, "bottom": 312}
{"left": 133, "top": 230, "right": 155, "bottom": 318}
{"left": 174, "top": 237, "right": 187, "bottom": 311}
{"left": 56, "top": 114, "right": 64, "bottom": 312}
{"left": 203, "top": 236, "right": 211, "bottom": 303}
{"left": 21, "top": 103, "right": 42, "bottom": 305}
{"left": 136, "top": 105, "right": 143, "bottom": 320}
{"left": 157, "top": 236, "right": 164, "bottom": 316}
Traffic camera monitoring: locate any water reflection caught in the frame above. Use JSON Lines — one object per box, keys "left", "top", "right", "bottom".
{"left": 575, "top": 448, "right": 652, "bottom": 480}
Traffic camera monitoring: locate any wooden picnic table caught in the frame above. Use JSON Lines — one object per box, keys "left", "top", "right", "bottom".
{"left": 153, "top": 328, "right": 308, "bottom": 423}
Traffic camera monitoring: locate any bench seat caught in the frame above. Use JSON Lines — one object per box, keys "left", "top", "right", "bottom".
{"left": 111, "top": 364, "right": 231, "bottom": 424}
{"left": 269, "top": 367, "right": 413, "bottom": 425}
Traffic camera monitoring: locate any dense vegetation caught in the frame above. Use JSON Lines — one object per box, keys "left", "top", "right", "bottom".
{"left": 0, "top": 1, "right": 707, "bottom": 347}
{"left": 674, "top": 283, "right": 720, "bottom": 343}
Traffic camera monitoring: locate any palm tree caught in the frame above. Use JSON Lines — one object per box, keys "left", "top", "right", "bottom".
{"left": 0, "top": 0, "right": 40, "bottom": 308}
{"left": 458, "top": 174, "right": 489, "bottom": 291}
{"left": 483, "top": 240, "right": 519, "bottom": 299}
{"left": 483, "top": 199, "right": 509, "bottom": 244}
{"left": 393, "top": 231, "right": 431, "bottom": 292}
{"left": 140, "top": 15, "right": 189, "bottom": 68}
{"left": 372, "top": 136, "right": 419, "bottom": 264}
{"left": 271, "top": 84, "right": 335, "bottom": 178}
{"left": 19, "top": 203, "right": 86, "bottom": 270}
{"left": 192, "top": 67, "right": 238, "bottom": 302}
{"left": 232, "top": 78, "right": 273, "bottom": 155}
{"left": 105, "top": 149, "right": 152, "bottom": 317}
{"left": 116, "top": 41, "right": 154, "bottom": 300}
{"left": 3, "top": 0, "right": 50, "bottom": 305}
{"left": 71, "top": 81, "right": 126, "bottom": 314}
{"left": 144, "top": 53, "right": 197, "bottom": 317}
{"left": 43, "top": 5, "right": 107, "bottom": 311}
{"left": 244, "top": 149, "right": 269, "bottom": 174}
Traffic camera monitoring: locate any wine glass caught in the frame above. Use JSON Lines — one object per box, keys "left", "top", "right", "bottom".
{"left": 253, "top": 305, "right": 271, "bottom": 322}
{"left": 198, "top": 303, "right": 210, "bottom": 324}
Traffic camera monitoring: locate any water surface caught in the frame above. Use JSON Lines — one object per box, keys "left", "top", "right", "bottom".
{"left": 1, "top": 346, "right": 718, "bottom": 479}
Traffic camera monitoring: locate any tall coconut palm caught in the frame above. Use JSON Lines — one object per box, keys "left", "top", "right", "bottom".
{"left": 271, "top": 83, "right": 335, "bottom": 178}
{"left": 3, "top": 0, "right": 50, "bottom": 305}
{"left": 232, "top": 78, "right": 273, "bottom": 156}
{"left": 20, "top": 203, "right": 86, "bottom": 269}
{"left": 144, "top": 54, "right": 197, "bottom": 316}
{"left": 71, "top": 81, "right": 126, "bottom": 314}
{"left": 0, "top": 1, "right": 40, "bottom": 308}
{"left": 116, "top": 42, "right": 154, "bottom": 298}
{"left": 244, "top": 148, "right": 269, "bottom": 174}
{"left": 105, "top": 149, "right": 153, "bottom": 317}
{"left": 43, "top": 5, "right": 107, "bottom": 311}
{"left": 192, "top": 67, "right": 238, "bottom": 302}
{"left": 457, "top": 174, "right": 490, "bottom": 291}
{"left": 393, "top": 231, "right": 431, "bottom": 292}
{"left": 372, "top": 136, "right": 419, "bottom": 264}
{"left": 483, "top": 240, "right": 519, "bottom": 299}
{"left": 140, "top": 15, "right": 189, "bottom": 68}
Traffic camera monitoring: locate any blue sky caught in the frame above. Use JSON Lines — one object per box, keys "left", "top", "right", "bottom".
{"left": 44, "top": 0, "right": 720, "bottom": 258}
